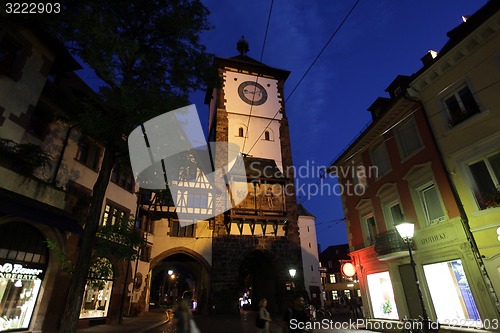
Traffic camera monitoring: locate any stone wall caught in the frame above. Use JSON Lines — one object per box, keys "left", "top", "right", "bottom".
{"left": 211, "top": 235, "right": 303, "bottom": 313}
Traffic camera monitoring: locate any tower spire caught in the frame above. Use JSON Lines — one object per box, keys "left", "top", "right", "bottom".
{"left": 236, "top": 36, "right": 249, "bottom": 56}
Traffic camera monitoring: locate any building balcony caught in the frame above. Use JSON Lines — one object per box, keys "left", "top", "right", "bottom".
{"left": 374, "top": 229, "right": 409, "bottom": 261}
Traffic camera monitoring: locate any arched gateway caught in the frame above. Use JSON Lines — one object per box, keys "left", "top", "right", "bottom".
{"left": 148, "top": 248, "right": 211, "bottom": 314}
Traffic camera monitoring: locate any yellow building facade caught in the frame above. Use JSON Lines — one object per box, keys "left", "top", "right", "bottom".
{"left": 409, "top": 0, "right": 500, "bottom": 321}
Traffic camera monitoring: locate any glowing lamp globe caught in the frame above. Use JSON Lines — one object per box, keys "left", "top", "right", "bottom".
{"left": 395, "top": 221, "right": 415, "bottom": 241}
{"left": 341, "top": 262, "right": 356, "bottom": 278}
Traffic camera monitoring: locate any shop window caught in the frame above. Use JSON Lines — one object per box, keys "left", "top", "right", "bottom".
{"left": 331, "top": 290, "right": 339, "bottom": 301}
{"left": 76, "top": 138, "right": 101, "bottom": 170}
{"left": 370, "top": 142, "right": 391, "bottom": 178}
{"left": 79, "top": 259, "right": 113, "bottom": 319}
{"left": 366, "top": 271, "right": 399, "bottom": 319}
{"left": 170, "top": 220, "right": 195, "bottom": 238}
{"left": 418, "top": 184, "right": 445, "bottom": 224}
{"left": 423, "top": 260, "right": 481, "bottom": 326}
{"left": 468, "top": 152, "right": 500, "bottom": 210}
{"left": 102, "top": 201, "right": 130, "bottom": 226}
{"left": 445, "top": 86, "right": 480, "bottom": 128}
{"left": 0, "top": 223, "right": 47, "bottom": 331}
{"left": 110, "top": 162, "right": 135, "bottom": 192}
{"left": 395, "top": 115, "right": 423, "bottom": 159}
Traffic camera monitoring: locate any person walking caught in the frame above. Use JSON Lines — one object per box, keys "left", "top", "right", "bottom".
{"left": 256, "top": 298, "right": 272, "bottom": 333}
{"left": 283, "top": 296, "right": 310, "bottom": 333}
{"left": 173, "top": 299, "right": 191, "bottom": 333}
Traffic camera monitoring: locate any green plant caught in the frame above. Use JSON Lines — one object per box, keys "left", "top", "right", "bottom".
{"left": 45, "top": 240, "right": 75, "bottom": 274}
{"left": 0, "top": 138, "right": 52, "bottom": 176}
{"left": 382, "top": 299, "right": 392, "bottom": 314}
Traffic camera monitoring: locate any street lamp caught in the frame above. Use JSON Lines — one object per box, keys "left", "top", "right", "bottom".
{"left": 395, "top": 220, "right": 430, "bottom": 332}
{"left": 167, "top": 270, "right": 175, "bottom": 303}
{"left": 289, "top": 268, "right": 297, "bottom": 291}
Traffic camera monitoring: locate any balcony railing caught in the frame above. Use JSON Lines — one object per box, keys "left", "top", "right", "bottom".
{"left": 374, "top": 229, "right": 408, "bottom": 256}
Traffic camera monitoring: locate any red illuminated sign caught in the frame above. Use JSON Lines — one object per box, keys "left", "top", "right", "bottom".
{"left": 341, "top": 262, "right": 356, "bottom": 277}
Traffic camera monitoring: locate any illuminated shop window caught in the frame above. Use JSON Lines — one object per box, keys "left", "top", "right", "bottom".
{"left": 79, "top": 280, "right": 113, "bottom": 319}
{"left": 0, "top": 223, "right": 47, "bottom": 332}
{"left": 423, "top": 260, "right": 480, "bottom": 326}
{"left": 366, "top": 271, "right": 399, "bottom": 319}
{"left": 79, "top": 259, "right": 114, "bottom": 319}
{"left": 0, "top": 264, "right": 43, "bottom": 332}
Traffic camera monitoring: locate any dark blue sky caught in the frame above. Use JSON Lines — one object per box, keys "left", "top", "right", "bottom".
{"left": 191, "top": 0, "right": 490, "bottom": 250}
{"left": 77, "top": 0, "right": 490, "bottom": 250}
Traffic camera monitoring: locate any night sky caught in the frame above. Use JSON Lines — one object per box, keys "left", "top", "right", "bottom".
{"left": 77, "top": 0, "right": 490, "bottom": 250}
{"left": 191, "top": 0, "right": 490, "bottom": 250}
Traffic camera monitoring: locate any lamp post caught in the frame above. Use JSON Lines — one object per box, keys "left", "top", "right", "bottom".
{"left": 167, "top": 270, "right": 174, "bottom": 304}
{"left": 395, "top": 221, "right": 430, "bottom": 332}
{"left": 289, "top": 268, "right": 297, "bottom": 291}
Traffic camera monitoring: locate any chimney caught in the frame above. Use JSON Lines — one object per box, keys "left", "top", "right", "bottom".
{"left": 421, "top": 50, "right": 438, "bottom": 67}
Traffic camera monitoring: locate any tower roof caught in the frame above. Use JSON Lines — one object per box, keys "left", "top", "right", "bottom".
{"left": 297, "top": 204, "right": 315, "bottom": 217}
{"left": 236, "top": 36, "right": 249, "bottom": 56}
{"left": 213, "top": 55, "right": 290, "bottom": 81}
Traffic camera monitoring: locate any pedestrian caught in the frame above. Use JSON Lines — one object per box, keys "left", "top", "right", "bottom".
{"left": 283, "top": 296, "right": 310, "bottom": 333}
{"left": 172, "top": 299, "right": 191, "bottom": 333}
{"left": 256, "top": 298, "right": 272, "bottom": 333}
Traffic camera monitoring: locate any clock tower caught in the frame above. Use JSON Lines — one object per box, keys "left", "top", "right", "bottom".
{"left": 206, "top": 37, "right": 303, "bottom": 313}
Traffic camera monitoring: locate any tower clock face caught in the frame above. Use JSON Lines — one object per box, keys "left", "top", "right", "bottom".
{"left": 238, "top": 81, "right": 268, "bottom": 106}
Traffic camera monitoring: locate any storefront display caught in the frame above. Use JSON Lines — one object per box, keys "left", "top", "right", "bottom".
{"left": 366, "top": 271, "right": 399, "bottom": 319}
{"left": 423, "top": 259, "right": 480, "bottom": 325}
{"left": 0, "top": 261, "right": 44, "bottom": 332}
{"left": 79, "top": 280, "right": 113, "bottom": 319}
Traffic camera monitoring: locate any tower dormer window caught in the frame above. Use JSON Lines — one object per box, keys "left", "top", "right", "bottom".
{"left": 264, "top": 131, "right": 270, "bottom": 141}
{"left": 238, "top": 127, "right": 244, "bottom": 137}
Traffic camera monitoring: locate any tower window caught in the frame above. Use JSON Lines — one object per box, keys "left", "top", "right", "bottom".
{"left": 264, "top": 131, "right": 270, "bottom": 141}
{"left": 238, "top": 127, "right": 244, "bottom": 137}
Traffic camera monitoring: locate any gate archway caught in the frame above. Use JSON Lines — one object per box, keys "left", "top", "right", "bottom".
{"left": 149, "top": 247, "right": 211, "bottom": 314}
{"left": 238, "top": 250, "right": 278, "bottom": 312}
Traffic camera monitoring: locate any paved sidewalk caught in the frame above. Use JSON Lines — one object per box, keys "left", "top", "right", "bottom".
{"left": 75, "top": 310, "right": 380, "bottom": 333}
{"left": 76, "top": 311, "right": 167, "bottom": 333}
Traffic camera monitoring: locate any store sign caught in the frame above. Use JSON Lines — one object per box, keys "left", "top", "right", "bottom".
{"left": 0, "top": 262, "right": 44, "bottom": 280}
{"left": 420, "top": 232, "right": 447, "bottom": 245}
{"left": 341, "top": 262, "right": 356, "bottom": 277}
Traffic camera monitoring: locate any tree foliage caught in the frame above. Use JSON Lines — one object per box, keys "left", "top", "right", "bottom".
{"left": 54, "top": 0, "right": 215, "bottom": 142}
{"left": 27, "top": 1, "right": 215, "bottom": 331}
{"left": 0, "top": 138, "right": 52, "bottom": 177}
